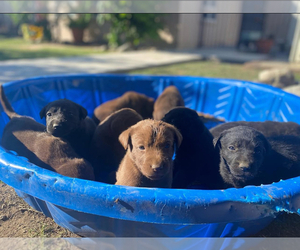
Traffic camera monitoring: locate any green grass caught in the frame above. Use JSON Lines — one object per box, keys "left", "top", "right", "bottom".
{"left": 129, "top": 61, "right": 261, "bottom": 81}
{"left": 0, "top": 38, "right": 106, "bottom": 61}
{"left": 129, "top": 60, "right": 300, "bottom": 82}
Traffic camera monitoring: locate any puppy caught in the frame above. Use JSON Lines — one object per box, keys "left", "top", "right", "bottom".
{"left": 89, "top": 108, "right": 143, "bottom": 183}
{"left": 93, "top": 91, "right": 154, "bottom": 124}
{"left": 197, "top": 111, "right": 225, "bottom": 124}
{"left": 153, "top": 86, "right": 185, "bottom": 120}
{"left": 210, "top": 120, "right": 300, "bottom": 138}
{"left": 115, "top": 119, "right": 182, "bottom": 188}
{"left": 162, "top": 107, "right": 222, "bottom": 189}
{"left": 40, "top": 99, "right": 96, "bottom": 159}
{"left": 214, "top": 126, "right": 300, "bottom": 188}
{"left": 0, "top": 86, "right": 94, "bottom": 180}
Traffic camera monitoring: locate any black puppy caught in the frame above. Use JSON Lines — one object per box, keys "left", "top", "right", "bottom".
{"left": 210, "top": 120, "right": 300, "bottom": 138}
{"left": 214, "top": 126, "right": 300, "bottom": 188}
{"left": 162, "top": 107, "right": 222, "bottom": 189}
{"left": 40, "top": 99, "right": 96, "bottom": 159}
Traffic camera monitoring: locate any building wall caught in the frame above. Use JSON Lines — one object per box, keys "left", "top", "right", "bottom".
{"left": 200, "top": 14, "right": 243, "bottom": 48}
{"left": 264, "top": 14, "right": 293, "bottom": 48}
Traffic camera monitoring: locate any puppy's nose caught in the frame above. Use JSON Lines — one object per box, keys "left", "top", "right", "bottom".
{"left": 152, "top": 164, "right": 164, "bottom": 171}
{"left": 53, "top": 123, "right": 62, "bottom": 130}
{"left": 239, "top": 162, "right": 250, "bottom": 171}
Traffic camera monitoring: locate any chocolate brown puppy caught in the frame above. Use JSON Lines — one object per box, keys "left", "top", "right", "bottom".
{"left": 93, "top": 91, "right": 154, "bottom": 124}
{"left": 162, "top": 107, "right": 222, "bottom": 189}
{"left": 0, "top": 86, "right": 94, "bottom": 180}
{"left": 89, "top": 108, "right": 143, "bottom": 183}
{"left": 210, "top": 120, "right": 300, "bottom": 138}
{"left": 214, "top": 126, "right": 300, "bottom": 188}
{"left": 153, "top": 86, "right": 185, "bottom": 120}
{"left": 39, "top": 99, "right": 96, "bottom": 159}
{"left": 116, "top": 119, "right": 182, "bottom": 188}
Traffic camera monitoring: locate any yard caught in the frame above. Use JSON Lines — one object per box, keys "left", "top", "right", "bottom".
{"left": 0, "top": 37, "right": 300, "bottom": 238}
{"left": 129, "top": 60, "right": 300, "bottom": 83}
{"left": 0, "top": 38, "right": 106, "bottom": 61}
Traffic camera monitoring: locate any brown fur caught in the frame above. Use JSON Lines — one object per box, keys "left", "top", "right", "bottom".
{"left": 93, "top": 91, "right": 154, "bottom": 124}
{"left": 116, "top": 119, "right": 182, "bottom": 188}
{"left": 0, "top": 86, "right": 94, "bottom": 180}
{"left": 153, "top": 86, "right": 185, "bottom": 120}
{"left": 89, "top": 108, "right": 143, "bottom": 183}
{"left": 197, "top": 111, "right": 225, "bottom": 124}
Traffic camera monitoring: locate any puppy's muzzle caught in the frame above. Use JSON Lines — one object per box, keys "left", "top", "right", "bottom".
{"left": 238, "top": 162, "right": 252, "bottom": 172}
{"left": 152, "top": 164, "right": 165, "bottom": 172}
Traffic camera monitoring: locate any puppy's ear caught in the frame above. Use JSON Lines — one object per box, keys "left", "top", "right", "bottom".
{"left": 39, "top": 104, "right": 49, "bottom": 119}
{"left": 119, "top": 128, "right": 133, "bottom": 150}
{"left": 213, "top": 135, "right": 222, "bottom": 149}
{"left": 172, "top": 127, "right": 183, "bottom": 150}
{"left": 76, "top": 104, "right": 88, "bottom": 120}
{"left": 262, "top": 136, "right": 271, "bottom": 155}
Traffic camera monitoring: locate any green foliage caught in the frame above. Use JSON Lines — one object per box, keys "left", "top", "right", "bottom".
{"left": 8, "top": 14, "right": 51, "bottom": 41}
{"left": 97, "top": 14, "right": 164, "bottom": 48}
{"left": 9, "top": 14, "right": 35, "bottom": 27}
{"left": 67, "top": 14, "right": 93, "bottom": 29}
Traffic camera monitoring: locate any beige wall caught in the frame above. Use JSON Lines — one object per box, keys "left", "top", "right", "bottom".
{"left": 200, "top": 14, "right": 242, "bottom": 48}
{"left": 264, "top": 14, "right": 292, "bottom": 43}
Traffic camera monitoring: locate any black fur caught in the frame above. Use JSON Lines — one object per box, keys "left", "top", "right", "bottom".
{"left": 40, "top": 99, "right": 96, "bottom": 159}
{"left": 214, "top": 126, "right": 300, "bottom": 188}
{"left": 210, "top": 120, "right": 300, "bottom": 138}
{"left": 162, "top": 107, "right": 222, "bottom": 189}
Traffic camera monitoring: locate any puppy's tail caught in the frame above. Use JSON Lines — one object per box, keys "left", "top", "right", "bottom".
{"left": 0, "top": 85, "right": 20, "bottom": 119}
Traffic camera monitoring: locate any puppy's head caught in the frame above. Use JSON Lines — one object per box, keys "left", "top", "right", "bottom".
{"left": 40, "top": 99, "right": 87, "bottom": 137}
{"left": 162, "top": 107, "right": 207, "bottom": 140}
{"left": 214, "top": 126, "right": 270, "bottom": 182}
{"left": 119, "top": 119, "right": 182, "bottom": 180}
{"left": 143, "top": 97, "right": 155, "bottom": 119}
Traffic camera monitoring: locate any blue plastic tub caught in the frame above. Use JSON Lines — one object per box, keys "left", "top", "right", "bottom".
{"left": 0, "top": 74, "right": 300, "bottom": 238}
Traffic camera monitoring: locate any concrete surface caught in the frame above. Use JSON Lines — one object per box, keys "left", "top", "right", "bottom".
{"left": 0, "top": 48, "right": 271, "bottom": 84}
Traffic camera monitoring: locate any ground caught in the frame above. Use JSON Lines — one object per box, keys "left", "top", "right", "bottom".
{"left": 0, "top": 38, "right": 106, "bottom": 61}
{"left": 130, "top": 60, "right": 300, "bottom": 82}
{"left": 0, "top": 181, "right": 79, "bottom": 238}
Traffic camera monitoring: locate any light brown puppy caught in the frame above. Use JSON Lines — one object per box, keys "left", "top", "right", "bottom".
{"left": 115, "top": 119, "right": 182, "bottom": 188}
{"left": 89, "top": 108, "right": 143, "bottom": 183}
{"left": 93, "top": 91, "right": 154, "bottom": 124}
{"left": 0, "top": 86, "right": 94, "bottom": 180}
{"left": 153, "top": 86, "right": 185, "bottom": 120}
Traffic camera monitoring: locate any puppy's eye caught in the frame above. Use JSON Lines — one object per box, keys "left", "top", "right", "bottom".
{"left": 228, "top": 145, "right": 235, "bottom": 151}
{"left": 165, "top": 143, "right": 170, "bottom": 149}
{"left": 46, "top": 113, "right": 52, "bottom": 117}
{"left": 139, "top": 146, "right": 145, "bottom": 150}
{"left": 255, "top": 148, "right": 262, "bottom": 154}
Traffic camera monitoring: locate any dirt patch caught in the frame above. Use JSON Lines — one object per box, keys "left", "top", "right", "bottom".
{"left": 0, "top": 181, "right": 79, "bottom": 238}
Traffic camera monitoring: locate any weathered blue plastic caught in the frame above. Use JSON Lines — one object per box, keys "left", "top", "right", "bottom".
{"left": 0, "top": 74, "right": 300, "bottom": 238}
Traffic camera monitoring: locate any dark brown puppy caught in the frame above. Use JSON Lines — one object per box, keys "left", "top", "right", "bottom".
{"left": 197, "top": 111, "right": 225, "bottom": 124}
{"left": 162, "top": 107, "right": 222, "bottom": 189}
{"left": 214, "top": 126, "right": 300, "bottom": 188}
{"left": 116, "top": 119, "right": 182, "bottom": 188}
{"left": 93, "top": 91, "right": 154, "bottom": 124}
{"left": 89, "top": 108, "right": 143, "bottom": 183}
{"left": 0, "top": 86, "right": 94, "bottom": 180}
{"left": 210, "top": 120, "right": 300, "bottom": 138}
{"left": 40, "top": 99, "right": 96, "bottom": 159}
{"left": 153, "top": 86, "right": 185, "bottom": 120}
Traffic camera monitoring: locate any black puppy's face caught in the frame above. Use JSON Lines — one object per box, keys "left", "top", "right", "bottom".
{"left": 40, "top": 99, "right": 87, "bottom": 137}
{"left": 215, "top": 126, "right": 269, "bottom": 182}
